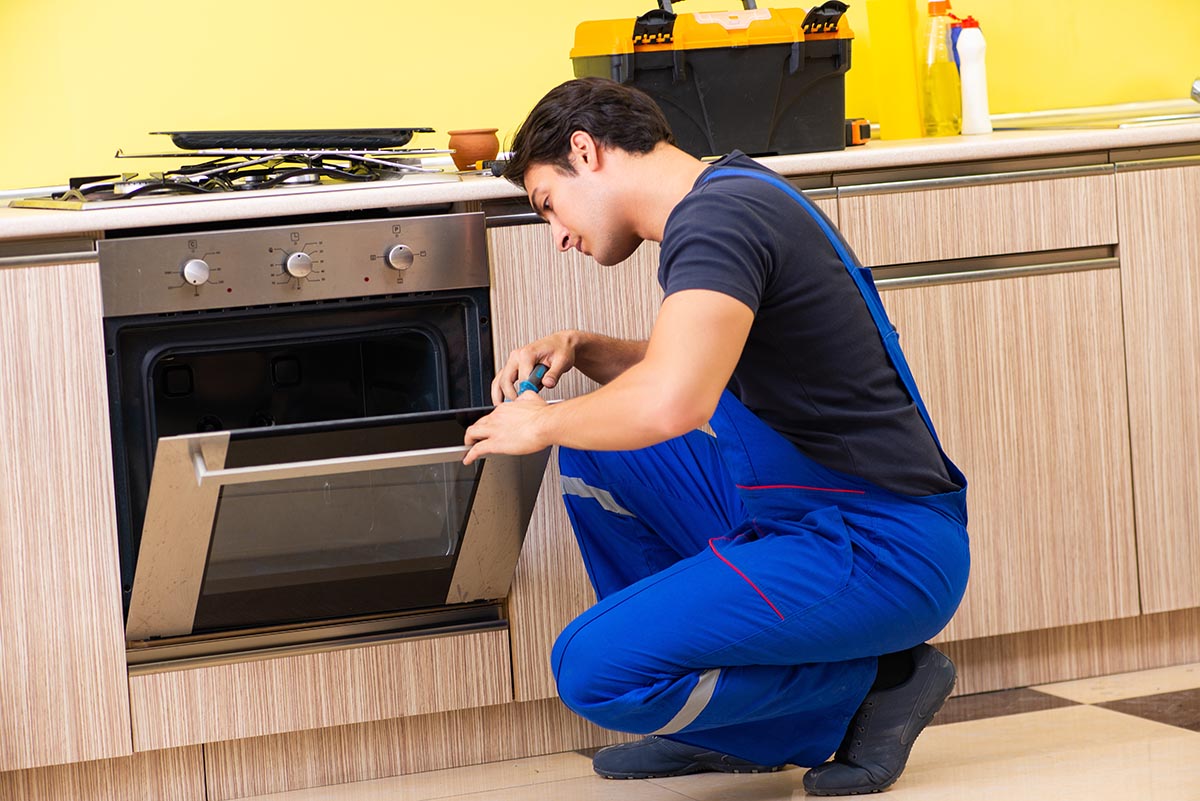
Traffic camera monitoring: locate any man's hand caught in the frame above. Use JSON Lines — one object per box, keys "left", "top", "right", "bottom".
{"left": 463, "top": 393, "right": 551, "bottom": 465}
{"left": 493, "top": 331, "right": 578, "bottom": 404}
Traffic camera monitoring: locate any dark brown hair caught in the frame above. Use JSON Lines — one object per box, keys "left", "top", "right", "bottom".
{"left": 503, "top": 77, "right": 675, "bottom": 190}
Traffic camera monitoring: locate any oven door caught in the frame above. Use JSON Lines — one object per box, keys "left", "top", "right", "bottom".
{"left": 125, "top": 407, "right": 548, "bottom": 641}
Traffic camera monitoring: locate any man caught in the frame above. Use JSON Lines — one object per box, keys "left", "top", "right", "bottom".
{"left": 462, "top": 77, "right": 970, "bottom": 796}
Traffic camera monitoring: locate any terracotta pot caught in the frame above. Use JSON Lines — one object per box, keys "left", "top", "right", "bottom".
{"left": 447, "top": 128, "right": 500, "bottom": 171}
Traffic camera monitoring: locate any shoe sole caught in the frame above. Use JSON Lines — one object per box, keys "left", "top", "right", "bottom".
{"left": 598, "top": 764, "right": 785, "bottom": 780}
{"left": 804, "top": 667, "right": 957, "bottom": 796}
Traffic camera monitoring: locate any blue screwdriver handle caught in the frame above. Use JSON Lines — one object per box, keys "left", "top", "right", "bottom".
{"left": 516, "top": 363, "right": 550, "bottom": 396}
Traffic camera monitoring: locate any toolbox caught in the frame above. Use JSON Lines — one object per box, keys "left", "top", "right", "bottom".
{"left": 571, "top": 1, "right": 854, "bottom": 158}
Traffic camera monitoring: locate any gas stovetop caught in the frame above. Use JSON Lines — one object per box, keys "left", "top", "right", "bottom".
{"left": 8, "top": 129, "right": 462, "bottom": 211}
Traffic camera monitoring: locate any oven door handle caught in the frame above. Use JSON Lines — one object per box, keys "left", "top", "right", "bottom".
{"left": 191, "top": 444, "right": 471, "bottom": 486}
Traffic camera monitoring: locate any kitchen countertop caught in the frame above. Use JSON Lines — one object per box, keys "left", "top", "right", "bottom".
{"left": 2, "top": 124, "right": 1199, "bottom": 244}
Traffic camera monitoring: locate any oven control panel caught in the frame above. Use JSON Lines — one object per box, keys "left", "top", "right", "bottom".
{"left": 97, "top": 212, "right": 488, "bottom": 317}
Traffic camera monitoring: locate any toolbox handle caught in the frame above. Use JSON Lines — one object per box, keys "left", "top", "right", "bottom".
{"left": 658, "top": 0, "right": 758, "bottom": 12}
{"left": 801, "top": 0, "right": 849, "bottom": 33}
{"left": 638, "top": 0, "right": 759, "bottom": 46}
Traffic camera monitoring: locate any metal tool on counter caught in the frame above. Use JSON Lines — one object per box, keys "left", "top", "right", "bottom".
{"left": 845, "top": 118, "right": 872, "bottom": 146}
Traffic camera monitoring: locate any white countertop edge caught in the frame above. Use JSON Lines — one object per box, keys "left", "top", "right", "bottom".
{"left": 3, "top": 124, "right": 1199, "bottom": 243}
{"left": 0, "top": 174, "right": 523, "bottom": 243}
{"left": 757, "top": 124, "right": 1200, "bottom": 175}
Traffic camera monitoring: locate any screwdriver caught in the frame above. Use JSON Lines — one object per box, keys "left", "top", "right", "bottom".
{"left": 516, "top": 364, "right": 550, "bottom": 396}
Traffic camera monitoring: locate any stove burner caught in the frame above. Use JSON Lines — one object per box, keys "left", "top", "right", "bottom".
{"left": 55, "top": 150, "right": 436, "bottom": 203}
{"left": 230, "top": 170, "right": 321, "bottom": 190}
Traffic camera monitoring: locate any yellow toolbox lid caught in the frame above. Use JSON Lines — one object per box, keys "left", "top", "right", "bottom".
{"left": 571, "top": 6, "right": 853, "bottom": 59}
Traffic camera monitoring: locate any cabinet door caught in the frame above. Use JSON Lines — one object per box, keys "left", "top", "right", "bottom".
{"left": 880, "top": 268, "right": 1139, "bottom": 640}
{"left": 488, "top": 224, "right": 662, "bottom": 701}
{"left": 0, "top": 260, "right": 132, "bottom": 771}
{"left": 1116, "top": 161, "right": 1200, "bottom": 613}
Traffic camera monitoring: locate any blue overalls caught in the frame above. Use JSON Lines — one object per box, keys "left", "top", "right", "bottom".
{"left": 550, "top": 168, "right": 971, "bottom": 768}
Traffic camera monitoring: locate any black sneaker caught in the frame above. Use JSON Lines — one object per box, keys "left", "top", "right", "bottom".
{"left": 802, "top": 644, "right": 956, "bottom": 796}
{"left": 592, "top": 736, "right": 785, "bottom": 779}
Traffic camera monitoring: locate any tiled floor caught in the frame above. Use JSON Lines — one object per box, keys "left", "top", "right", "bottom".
{"left": 242, "top": 663, "right": 1200, "bottom": 801}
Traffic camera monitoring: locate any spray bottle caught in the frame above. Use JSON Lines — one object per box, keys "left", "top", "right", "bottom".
{"left": 920, "top": 1, "right": 961, "bottom": 137}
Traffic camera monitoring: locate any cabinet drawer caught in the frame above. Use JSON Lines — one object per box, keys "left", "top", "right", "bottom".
{"left": 839, "top": 170, "right": 1117, "bottom": 267}
{"left": 128, "top": 628, "right": 512, "bottom": 751}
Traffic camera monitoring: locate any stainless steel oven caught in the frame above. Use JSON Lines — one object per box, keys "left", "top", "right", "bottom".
{"left": 99, "top": 211, "right": 548, "bottom": 659}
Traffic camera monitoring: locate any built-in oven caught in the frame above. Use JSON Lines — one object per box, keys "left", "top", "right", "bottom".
{"left": 99, "top": 212, "right": 548, "bottom": 662}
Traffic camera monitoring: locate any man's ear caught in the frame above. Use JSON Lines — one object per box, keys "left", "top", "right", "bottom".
{"left": 568, "top": 130, "right": 602, "bottom": 172}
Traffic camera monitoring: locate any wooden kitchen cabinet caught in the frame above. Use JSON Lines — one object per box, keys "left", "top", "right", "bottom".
{"left": 1115, "top": 158, "right": 1200, "bottom": 614}
{"left": 0, "top": 258, "right": 133, "bottom": 771}
{"left": 487, "top": 223, "right": 663, "bottom": 701}
{"left": 878, "top": 268, "right": 1139, "bottom": 640}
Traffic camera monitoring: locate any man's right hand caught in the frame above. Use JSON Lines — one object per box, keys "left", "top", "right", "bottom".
{"left": 493, "top": 330, "right": 579, "bottom": 404}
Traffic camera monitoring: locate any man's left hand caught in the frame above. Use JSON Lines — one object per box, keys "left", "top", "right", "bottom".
{"left": 463, "top": 394, "right": 550, "bottom": 465}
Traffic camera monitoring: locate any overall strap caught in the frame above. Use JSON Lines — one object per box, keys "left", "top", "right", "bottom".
{"left": 698, "top": 167, "right": 945, "bottom": 451}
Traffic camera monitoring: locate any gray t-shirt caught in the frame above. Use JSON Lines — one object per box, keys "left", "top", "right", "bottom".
{"left": 658, "top": 152, "right": 959, "bottom": 496}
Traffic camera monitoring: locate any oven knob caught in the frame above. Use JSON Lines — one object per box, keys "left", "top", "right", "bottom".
{"left": 284, "top": 251, "right": 314, "bottom": 278}
{"left": 385, "top": 244, "right": 414, "bottom": 271}
{"left": 181, "top": 258, "right": 211, "bottom": 286}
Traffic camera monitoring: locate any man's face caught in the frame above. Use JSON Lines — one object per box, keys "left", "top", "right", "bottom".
{"left": 524, "top": 159, "right": 642, "bottom": 267}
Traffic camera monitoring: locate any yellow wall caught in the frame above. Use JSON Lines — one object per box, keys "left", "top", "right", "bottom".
{"left": 1, "top": 0, "right": 1197, "bottom": 190}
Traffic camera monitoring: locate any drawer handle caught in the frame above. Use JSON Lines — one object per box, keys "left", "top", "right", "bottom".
{"left": 839, "top": 163, "right": 1114, "bottom": 197}
{"left": 1115, "top": 154, "right": 1200, "bottom": 173}
{"left": 875, "top": 255, "right": 1119, "bottom": 289}
{"left": 0, "top": 249, "right": 99, "bottom": 268}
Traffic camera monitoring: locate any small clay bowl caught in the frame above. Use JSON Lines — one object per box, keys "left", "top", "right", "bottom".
{"left": 447, "top": 128, "right": 500, "bottom": 171}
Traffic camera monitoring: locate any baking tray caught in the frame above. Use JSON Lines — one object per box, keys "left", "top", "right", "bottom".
{"left": 153, "top": 128, "right": 436, "bottom": 150}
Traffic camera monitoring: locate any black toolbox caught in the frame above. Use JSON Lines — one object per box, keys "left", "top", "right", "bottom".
{"left": 571, "top": 1, "right": 854, "bottom": 158}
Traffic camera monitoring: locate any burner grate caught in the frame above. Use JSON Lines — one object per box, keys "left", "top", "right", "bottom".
{"left": 54, "top": 149, "right": 440, "bottom": 203}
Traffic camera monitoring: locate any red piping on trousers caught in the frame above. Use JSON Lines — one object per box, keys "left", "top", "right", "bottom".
{"left": 708, "top": 537, "right": 785, "bottom": 620}
{"left": 736, "top": 483, "right": 866, "bottom": 495}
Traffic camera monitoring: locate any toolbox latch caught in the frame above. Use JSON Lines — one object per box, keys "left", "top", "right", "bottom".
{"left": 633, "top": 8, "right": 677, "bottom": 45}
{"left": 802, "top": 0, "right": 849, "bottom": 33}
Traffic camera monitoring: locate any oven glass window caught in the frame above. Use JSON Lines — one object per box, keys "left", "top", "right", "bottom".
{"left": 192, "top": 460, "right": 478, "bottom": 630}
{"left": 206, "top": 462, "right": 477, "bottom": 589}
{"left": 189, "top": 417, "right": 483, "bottom": 632}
